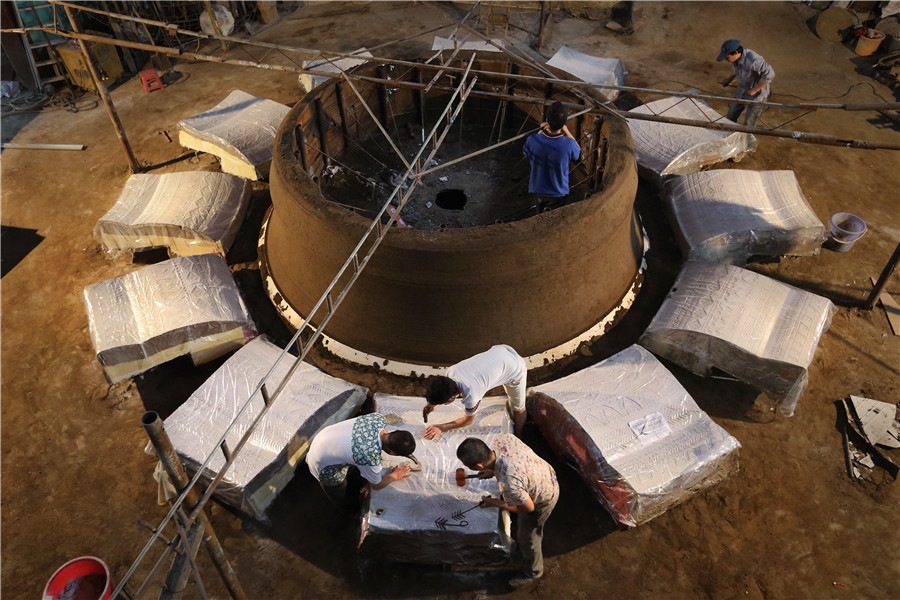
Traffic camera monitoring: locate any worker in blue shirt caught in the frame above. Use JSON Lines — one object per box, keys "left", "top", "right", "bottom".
{"left": 717, "top": 39, "right": 775, "bottom": 127}
{"left": 523, "top": 101, "right": 581, "bottom": 213}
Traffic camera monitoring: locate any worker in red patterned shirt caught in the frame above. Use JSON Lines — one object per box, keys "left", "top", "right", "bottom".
{"left": 457, "top": 435, "right": 559, "bottom": 589}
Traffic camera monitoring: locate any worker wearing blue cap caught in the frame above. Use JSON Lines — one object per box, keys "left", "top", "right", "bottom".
{"left": 717, "top": 39, "right": 775, "bottom": 127}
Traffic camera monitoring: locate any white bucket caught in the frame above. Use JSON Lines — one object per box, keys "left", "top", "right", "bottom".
{"left": 824, "top": 212, "right": 866, "bottom": 252}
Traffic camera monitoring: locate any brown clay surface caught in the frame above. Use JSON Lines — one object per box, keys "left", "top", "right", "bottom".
{"left": 2, "top": 2, "right": 898, "bottom": 599}
{"left": 267, "top": 92, "right": 639, "bottom": 364}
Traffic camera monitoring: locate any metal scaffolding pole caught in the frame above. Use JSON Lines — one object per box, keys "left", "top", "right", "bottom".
{"left": 6, "top": 21, "right": 899, "bottom": 153}
{"left": 6, "top": 1, "right": 893, "bottom": 112}
{"left": 113, "top": 56, "right": 478, "bottom": 598}
{"left": 136, "top": 412, "right": 246, "bottom": 600}
{"left": 864, "top": 242, "right": 900, "bottom": 310}
{"left": 62, "top": 4, "right": 141, "bottom": 172}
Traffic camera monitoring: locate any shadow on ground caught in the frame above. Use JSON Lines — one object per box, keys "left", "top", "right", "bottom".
{"left": 251, "top": 418, "right": 620, "bottom": 598}
{"left": 1, "top": 225, "right": 44, "bottom": 278}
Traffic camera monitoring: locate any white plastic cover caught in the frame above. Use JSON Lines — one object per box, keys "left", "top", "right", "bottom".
{"left": 83, "top": 253, "right": 256, "bottom": 383}
{"left": 530, "top": 344, "right": 740, "bottom": 527}
{"left": 546, "top": 45, "right": 627, "bottom": 101}
{"left": 431, "top": 36, "right": 503, "bottom": 51}
{"left": 626, "top": 96, "right": 757, "bottom": 183}
{"left": 94, "top": 171, "right": 250, "bottom": 258}
{"left": 177, "top": 90, "right": 290, "bottom": 179}
{"left": 359, "top": 394, "right": 514, "bottom": 564}
{"left": 661, "top": 169, "right": 825, "bottom": 265}
{"left": 300, "top": 48, "right": 373, "bottom": 91}
{"left": 163, "top": 336, "right": 368, "bottom": 521}
{"left": 640, "top": 261, "right": 837, "bottom": 417}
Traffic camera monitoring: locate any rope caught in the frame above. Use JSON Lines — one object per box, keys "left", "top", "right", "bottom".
{"left": 0, "top": 89, "right": 99, "bottom": 115}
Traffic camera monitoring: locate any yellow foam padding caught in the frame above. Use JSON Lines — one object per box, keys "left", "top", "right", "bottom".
{"left": 100, "top": 230, "right": 224, "bottom": 257}
{"left": 98, "top": 184, "right": 250, "bottom": 258}
{"left": 178, "top": 130, "right": 265, "bottom": 181}
{"left": 102, "top": 327, "right": 249, "bottom": 383}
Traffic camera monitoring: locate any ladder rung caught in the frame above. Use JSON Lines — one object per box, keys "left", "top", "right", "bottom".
{"left": 35, "top": 59, "right": 57, "bottom": 67}
{"left": 41, "top": 75, "right": 65, "bottom": 83}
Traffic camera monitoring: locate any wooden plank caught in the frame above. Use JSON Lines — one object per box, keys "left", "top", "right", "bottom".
{"left": 871, "top": 277, "right": 900, "bottom": 335}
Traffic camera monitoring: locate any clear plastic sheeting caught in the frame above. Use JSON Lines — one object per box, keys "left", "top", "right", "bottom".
{"left": 640, "top": 261, "right": 836, "bottom": 417}
{"left": 530, "top": 344, "right": 740, "bottom": 528}
{"left": 661, "top": 170, "right": 825, "bottom": 265}
{"left": 94, "top": 172, "right": 251, "bottom": 258}
{"left": 626, "top": 96, "right": 757, "bottom": 183}
{"left": 359, "top": 394, "right": 514, "bottom": 565}
{"left": 431, "top": 36, "right": 503, "bottom": 51}
{"left": 83, "top": 253, "right": 256, "bottom": 383}
{"left": 163, "top": 336, "right": 367, "bottom": 521}
{"left": 299, "top": 48, "right": 373, "bottom": 91}
{"left": 546, "top": 45, "right": 627, "bottom": 101}
{"left": 177, "top": 90, "right": 290, "bottom": 180}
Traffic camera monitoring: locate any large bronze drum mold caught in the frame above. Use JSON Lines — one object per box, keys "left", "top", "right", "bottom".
{"left": 260, "top": 57, "right": 643, "bottom": 370}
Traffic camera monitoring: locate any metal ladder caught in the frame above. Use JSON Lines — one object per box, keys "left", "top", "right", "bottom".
{"left": 12, "top": 1, "right": 68, "bottom": 90}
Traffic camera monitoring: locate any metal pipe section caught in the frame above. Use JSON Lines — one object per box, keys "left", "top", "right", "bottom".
{"left": 138, "top": 412, "right": 246, "bottom": 600}
{"left": 62, "top": 5, "right": 141, "bottom": 173}
{"left": 864, "top": 242, "right": 900, "bottom": 310}
{"left": 5, "top": 24, "right": 898, "bottom": 152}
{"left": 9, "top": 7, "right": 900, "bottom": 112}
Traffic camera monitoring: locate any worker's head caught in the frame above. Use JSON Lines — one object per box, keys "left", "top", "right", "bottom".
{"left": 717, "top": 39, "right": 743, "bottom": 62}
{"left": 382, "top": 430, "right": 416, "bottom": 457}
{"left": 425, "top": 375, "right": 459, "bottom": 406}
{"left": 457, "top": 437, "right": 492, "bottom": 470}
{"left": 545, "top": 101, "right": 568, "bottom": 131}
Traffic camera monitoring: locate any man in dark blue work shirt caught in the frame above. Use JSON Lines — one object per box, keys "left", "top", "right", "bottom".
{"left": 717, "top": 39, "right": 775, "bottom": 127}
{"left": 523, "top": 101, "right": 581, "bottom": 213}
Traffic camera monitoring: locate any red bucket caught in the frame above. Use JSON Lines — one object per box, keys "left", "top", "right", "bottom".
{"left": 42, "top": 556, "right": 112, "bottom": 600}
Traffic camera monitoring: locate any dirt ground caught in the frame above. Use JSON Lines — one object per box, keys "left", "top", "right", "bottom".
{"left": 2, "top": 2, "right": 899, "bottom": 599}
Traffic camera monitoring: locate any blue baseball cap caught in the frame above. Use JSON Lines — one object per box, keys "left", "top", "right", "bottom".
{"left": 716, "top": 39, "right": 741, "bottom": 61}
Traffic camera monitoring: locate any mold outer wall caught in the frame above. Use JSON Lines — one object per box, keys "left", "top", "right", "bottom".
{"left": 265, "top": 93, "right": 641, "bottom": 365}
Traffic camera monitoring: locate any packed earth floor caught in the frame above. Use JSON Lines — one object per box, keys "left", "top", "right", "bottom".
{"left": 2, "top": 2, "right": 899, "bottom": 599}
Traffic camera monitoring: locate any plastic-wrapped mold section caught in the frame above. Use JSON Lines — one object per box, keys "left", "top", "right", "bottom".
{"left": 431, "top": 36, "right": 503, "bottom": 52}
{"left": 84, "top": 253, "right": 256, "bottom": 383}
{"left": 529, "top": 344, "right": 740, "bottom": 528}
{"left": 94, "top": 172, "right": 251, "bottom": 258}
{"left": 639, "top": 261, "right": 836, "bottom": 417}
{"left": 163, "top": 336, "right": 367, "bottom": 521}
{"left": 660, "top": 170, "right": 825, "bottom": 265}
{"left": 359, "top": 394, "right": 514, "bottom": 565}
{"left": 546, "top": 46, "right": 627, "bottom": 101}
{"left": 626, "top": 96, "right": 757, "bottom": 183}
{"left": 299, "top": 47, "right": 373, "bottom": 91}
{"left": 177, "top": 90, "right": 290, "bottom": 180}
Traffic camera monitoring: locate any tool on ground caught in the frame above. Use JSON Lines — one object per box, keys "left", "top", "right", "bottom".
{"left": 455, "top": 467, "right": 480, "bottom": 486}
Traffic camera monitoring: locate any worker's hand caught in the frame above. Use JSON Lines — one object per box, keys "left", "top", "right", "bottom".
{"left": 422, "top": 404, "right": 435, "bottom": 423}
{"left": 390, "top": 465, "right": 412, "bottom": 481}
{"left": 479, "top": 495, "right": 501, "bottom": 508}
{"left": 477, "top": 469, "right": 494, "bottom": 479}
{"left": 720, "top": 76, "right": 733, "bottom": 87}
{"left": 539, "top": 121, "right": 550, "bottom": 133}
{"left": 423, "top": 424, "right": 443, "bottom": 440}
